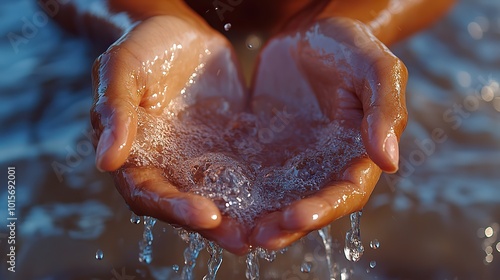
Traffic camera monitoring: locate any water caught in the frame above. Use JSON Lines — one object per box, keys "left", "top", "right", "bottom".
{"left": 344, "top": 211, "right": 364, "bottom": 262}
{"left": 180, "top": 231, "right": 206, "bottom": 280}
{"left": 130, "top": 212, "right": 141, "bottom": 224}
{"left": 95, "top": 249, "right": 104, "bottom": 260}
{"left": 300, "top": 261, "right": 313, "bottom": 273}
{"left": 318, "top": 225, "right": 339, "bottom": 280}
{"left": 139, "top": 217, "right": 157, "bottom": 264}
{"left": 128, "top": 107, "right": 366, "bottom": 227}
{"left": 369, "top": 239, "right": 380, "bottom": 250}
{"left": 203, "top": 241, "right": 223, "bottom": 280}
{"left": 245, "top": 250, "right": 260, "bottom": 280}
{"left": 2, "top": 0, "right": 500, "bottom": 279}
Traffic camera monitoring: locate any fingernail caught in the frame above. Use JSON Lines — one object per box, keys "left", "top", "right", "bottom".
{"left": 95, "top": 128, "right": 114, "bottom": 172}
{"left": 384, "top": 133, "right": 399, "bottom": 168}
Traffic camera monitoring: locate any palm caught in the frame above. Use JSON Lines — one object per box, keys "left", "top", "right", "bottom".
{"left": 248, "top": 18, "right": 408, "bottom": 249}
{"left": 91, "top": 16, "right": 250, "bottom": 254}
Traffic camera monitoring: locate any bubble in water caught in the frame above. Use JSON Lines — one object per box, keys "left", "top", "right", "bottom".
{"left": 95, "top": 249, "right": 103, "bottom": 260}
{"left": 129, "top": 104, "right": 366, "bottom": 230}
{"left": 496, "top": 242, "right": 500, "bottom": 253}
{"left": 369, "top": 261, "right": 377, "bottom": 269}
{"left": 300, "top": 262, "right": 312, "bottom": 273}
{"left": 172, "top": 264, "right": 179, "bottom": 272}
{"left": 344, "top": 211, "right": 364, "bottom": 262}
{"left": 369, "top": 239, "right": 380, "bottom": 249}
{"left": 224, "top": 23, "right": 232, "bottom": 31}
{"left": 130, "top": 212, "right": 141, "bottom": 224}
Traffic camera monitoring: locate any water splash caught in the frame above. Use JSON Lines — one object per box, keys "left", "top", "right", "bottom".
{"left": 245, "top": 250, "right": 260, "bottom": 280}
{"left": 181, "top": 231, "right": 206, "bottom": 280}
{"left": 318, "top": 224, "right": 339, "bottom": 280}
{"left": 203, "top": 241, "right": 223, "bottom": 280}
{"left": 139, "top": 216, "right": 157, "bottom": 264}
{"left": 344, "top": 211, "right": 364, "bottom": 262}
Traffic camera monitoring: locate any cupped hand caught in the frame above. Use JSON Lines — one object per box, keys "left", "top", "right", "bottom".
{"left": 249, "top": 18, "right": 408, "bottom": 249}
{"left": 91, "top": 15, "right": 250, "bottom": 254}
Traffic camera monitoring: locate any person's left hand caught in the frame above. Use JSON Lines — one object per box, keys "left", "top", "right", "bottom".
{"left": 248, "top": 17, "right": 408, "bottom": 250}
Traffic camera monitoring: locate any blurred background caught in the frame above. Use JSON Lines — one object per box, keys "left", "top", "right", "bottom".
{"left": 0, "top": 0, "right": 499, "bottom": 279}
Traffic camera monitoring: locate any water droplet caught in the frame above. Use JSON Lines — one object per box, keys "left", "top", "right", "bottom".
{"left": 485, "top": 226, "right": 494, "bottom": 238}
{"left": 370, "top": 239, "right": 380, "bottom": 249}
{"left": 130, "top": 212, "right": 141, "bottom": 224}
{"left": 369, "top": 260, "right": 377, "bottom": 268}
{"left": 172, "top": 264, "right": 179, "bottom": 272}
{"left": 300, "top": 262, "right": 312, "bottom": 273}
{"left": 496, "top": 242, "right": 500, "bottom": 253}
{"left": 224, "top": 23, "right": 232, "bottom": 31}
{"left": 485, "top": 254, "right": 494, "bottom": 264}
{"left": 95, "top": 249, "right": 103, "bottom": 260}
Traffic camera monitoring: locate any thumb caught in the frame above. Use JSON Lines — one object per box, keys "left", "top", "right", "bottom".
{"left": 359, "top": 56, "right": 408, "bottom": 173}
{"left": 91, "top": 47, "right": 142, "bottom": 171}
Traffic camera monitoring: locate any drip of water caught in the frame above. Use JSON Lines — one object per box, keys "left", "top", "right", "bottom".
{"left": 224, "top": 23, "right": 232, "bottom": 31}
{"left": 245, "top": 250, "right": 260, "bottom": 280}
{"left": 300, "top": 261, "right": 312, "bottom": 273}
{"left": 95, "top": 249, "right": 103, "bottom": 260}
{"left": 344, "top": 211, "right": 364, "bottom": 262}
{"left": 130, "top": 212, "right": 141, "bottom": 224}
{"left": 139, "top": 216, "right": 157, "bottom": 264}
{"left": 181, "top": 231, "right": 206, "bottom": 280}
{"left": 318, "top": 225, "right": 339, "bottom": 280}
{"left": 369, "top": 239, "right": 380, "bottom": 249}
{"left": 203, "top": 241, "right": 223, "bottom": 280}
{"left": 256, "top": 247, "right": 278, "bottom": 262}
{"left": 172, "top": 264, "right": 180, "bottom": 273}
{"left": 369, "top": 260, "right": 377, "bottom": 269}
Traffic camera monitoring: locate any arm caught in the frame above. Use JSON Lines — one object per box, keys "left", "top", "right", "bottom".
{"left": 316, "top": 0, "right": 456, "bottom": 45}
{"left": 55, "top": 0, "right": 207, "bottom": 49}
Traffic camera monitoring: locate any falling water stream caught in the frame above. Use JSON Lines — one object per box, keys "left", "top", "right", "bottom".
{"left": 133, "top": 211, "right": 364, "bottom": 279}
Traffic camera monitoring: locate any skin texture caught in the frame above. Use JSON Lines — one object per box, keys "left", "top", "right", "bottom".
{"left": 60, "top": 0, "right": 455, "bottom": 254}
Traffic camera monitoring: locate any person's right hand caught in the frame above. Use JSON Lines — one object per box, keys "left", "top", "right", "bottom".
{"left": 91, "top": 15, "right": 250, "bottom": 254}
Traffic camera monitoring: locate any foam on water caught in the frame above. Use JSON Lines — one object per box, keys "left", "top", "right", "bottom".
{"left": 127, "top": 104, "right": 366, "bottom": 227}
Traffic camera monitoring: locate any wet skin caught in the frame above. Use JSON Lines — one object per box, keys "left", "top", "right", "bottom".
{"left": 86, "top": 0, "right": 454, "bottom": 254}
